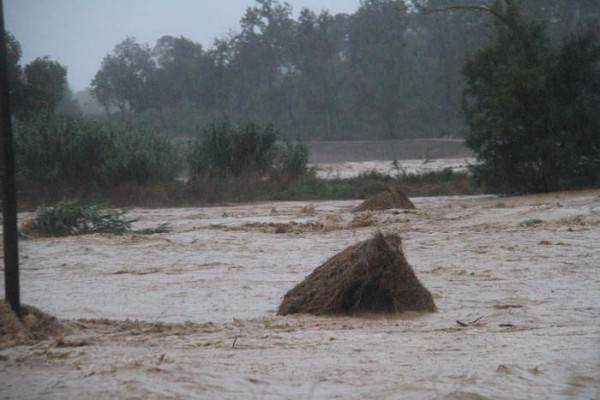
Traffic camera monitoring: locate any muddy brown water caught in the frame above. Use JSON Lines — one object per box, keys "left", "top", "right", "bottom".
{"left": 1, "top": 191, "right": 599, "bottom": 399}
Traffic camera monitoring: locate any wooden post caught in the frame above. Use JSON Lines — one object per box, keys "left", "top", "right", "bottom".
{"left": 0, "top": 0, "right": 21, "bottom": 316}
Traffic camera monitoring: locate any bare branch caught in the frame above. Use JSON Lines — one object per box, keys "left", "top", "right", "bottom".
{"left": 415, "top": 4, "right": 512, "bottom": 28}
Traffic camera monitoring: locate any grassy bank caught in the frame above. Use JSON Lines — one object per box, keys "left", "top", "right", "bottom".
{"left": 17, "top": 169, "right": 482, "bottom": 210}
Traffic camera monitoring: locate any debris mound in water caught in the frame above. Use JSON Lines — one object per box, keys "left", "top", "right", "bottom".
{"left": 0, "top": 301, "right": 63, "bottom": 349}
{"left": 353, "top": 187, "right": 415, "bottom": 212}
{"left": 278, "top": 233, "right": 435, "bottom": 315}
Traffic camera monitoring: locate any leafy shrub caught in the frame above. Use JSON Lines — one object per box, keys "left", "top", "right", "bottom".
{"left": 101, "top": 126, "right": 179, "bottom": 185}
{"left": 14, "top": 114, "right": 180, "bottom": 187}
{"left": 23, "top": 203, "right": 172, "bottom": 236}
{"left": 188, "top": 120, "right": 308, "bottom": 178}
{"left": 24, "top": 203, "right": 135, "bottom": 236}
{"left": 15, "top": 114, "right": 112, "bottom": 185}
{"left": 273, "top": 140, "right": 310, "bottom": 177}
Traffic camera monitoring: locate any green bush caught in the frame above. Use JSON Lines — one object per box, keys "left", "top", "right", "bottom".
{"left": 23, "top": 203, "right": 173, "bottom": 236}
{"left": 188, "top": 120, "right": 308, "bottom": 178}
{"left": 273, "top": 140, "right": 310, "bottom": 177}
{"left": 14, "top": 114, "right": 180, "bottom": 187}
{"left": 24, "top": 203, "right": 135, "bottom": 236}
{"left": 101, "top": 126, "right": 179, "bottom": 185}
{"left": 15, "top": 114, "right": 112, "bottom": 185}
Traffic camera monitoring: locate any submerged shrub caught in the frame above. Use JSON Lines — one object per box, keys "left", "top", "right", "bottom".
{"left": 23, "top": 203, "right": 171, "bottom": 237}
{"left": 24, "top": 203, "right": 135, "bottom": 236}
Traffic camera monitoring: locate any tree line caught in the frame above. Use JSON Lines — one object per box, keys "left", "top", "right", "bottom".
{"left": 5, "top": 0, "right": 600, "bottom": 195}
{"left": 89, "top": 0, "right": 598, "bottom": 140}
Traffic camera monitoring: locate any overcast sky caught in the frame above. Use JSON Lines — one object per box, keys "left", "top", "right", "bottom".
{"left": 5, "top": 0, "right": 359, "bottom": 91}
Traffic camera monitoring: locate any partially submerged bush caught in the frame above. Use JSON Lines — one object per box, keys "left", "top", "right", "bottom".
{"left": 24, "top": 203, "right": 135, "bottom": 236}
{"left": 22, "top": 203, "right": 172, "bottom": 236}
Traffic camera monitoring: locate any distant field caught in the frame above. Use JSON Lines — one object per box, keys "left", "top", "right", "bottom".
{"left": 307, "top": 139, "right": 473, "bottom": 163}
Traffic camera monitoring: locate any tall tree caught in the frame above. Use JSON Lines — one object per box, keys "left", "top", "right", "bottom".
{"left": 293, "top": 9, "right": 349, "bottom": 137}
{"left": 4, "top": 32, "right": 24, "bottom": 113}
{"left": 464, "top": 0, "right": 600, "bottom": 192}
{"left": 151, "top": 35, "right": 207, "bottom": 107}
{"left": 91, "top": 37, "right": 155, "bottom": 114}
{"left": 23, "top": 57, "right": 67, "bottom": 113}
{"left": 349, "top": 0, "right": 411, "bottom": 138}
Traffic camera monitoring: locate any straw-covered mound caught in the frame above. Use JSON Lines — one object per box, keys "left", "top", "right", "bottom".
{"left": 278, "top": 233, "right": 436, "bottom": 315}
{"left": 353, "top": 187, "right": 415, "bottom": 212}
{"left": 0, "top": 301, "right": 63, "bottom": 349}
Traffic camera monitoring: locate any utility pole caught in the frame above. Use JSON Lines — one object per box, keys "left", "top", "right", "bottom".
{"left": 0, "top": 0, "right": 21, "bottom": 316}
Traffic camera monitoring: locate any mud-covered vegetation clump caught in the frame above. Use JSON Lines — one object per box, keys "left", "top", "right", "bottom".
{"left": 279, "top": 233, "right": 436, "bottom": 316}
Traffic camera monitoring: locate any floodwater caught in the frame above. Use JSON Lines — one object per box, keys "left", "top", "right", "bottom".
{"left": 312, "top": 158, "right": 474, "bottom": 179}
{"left": 1, "top": 190, "right": 600, "bottom": 399}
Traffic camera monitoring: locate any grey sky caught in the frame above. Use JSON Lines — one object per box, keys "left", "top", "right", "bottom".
{"left": 5, "top": 0, "right": 359, "bottom": 91}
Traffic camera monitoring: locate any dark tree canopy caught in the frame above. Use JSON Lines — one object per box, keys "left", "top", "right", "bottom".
{"left": 463, "top": 0, "right": 600, "bottom": 193}
{"left": 91, "top": 37, "right": 156, "bottom": 113}
{"left": 23, "top": 57, "right": 68, "bottom": 113}
{"left": 4, "top": 33, "right": 69, "bottom": 115}
{"left": 83, "top": 0, "right": 598, "bottom": 142}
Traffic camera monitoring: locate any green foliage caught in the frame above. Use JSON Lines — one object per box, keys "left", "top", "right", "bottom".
{"left": 89, "top": 0, "right": 498, "bottom": 140}
{"left": 273, "top": 169, "right": 479, "bottom": 201}
{"left": 4, "top": 33, "right": 68, "bottom": 115}
{"left": 4, "top": 32, "right": 25, "bottom": 113}
{"left": 14, "top": 114, "right": 179, "bottom": 187}
{"left": 349, "top": 0, "right": 410, "bottom": 137}
{"left": 25, "top": 204, "right": 135, "bottom": 236}
{"left": 14, "top": 114, "right": 113, "bottom": 185}
{"left": 24, "top": 57, "right": 68, "bottom": 113}
{"left": 91, "top": 37, "right": 156, "bottom": 113}
{"left": 464, "top": 2, "right": 600, "bottom": 193}
{"left": 101, "top": 126, "right": 180, "bottom": 185}
{"left": 273, "top": 140, "right": 310, "bottom": 177}
{"left": 188, "top": 120, "right": 279, "bottom": 177}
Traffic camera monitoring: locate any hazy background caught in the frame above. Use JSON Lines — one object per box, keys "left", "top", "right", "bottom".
{"left": 5, "top": 0, "right": 359, "bottom": 91}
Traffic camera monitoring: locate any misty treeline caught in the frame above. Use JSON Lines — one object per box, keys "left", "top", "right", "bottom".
{"left": 87, "top": 0, "right": 599, "bottom": 140}
{"left": 5, "top": 0, "right": 600, "bottom": 199}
